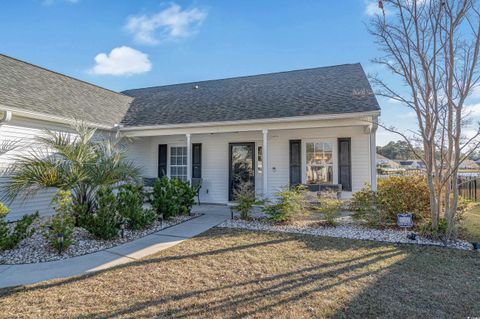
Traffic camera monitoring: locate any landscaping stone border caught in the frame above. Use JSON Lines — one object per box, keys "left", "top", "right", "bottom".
{"left": 218, "top": 218, "right": 474, "bottom": 250}
{"left": 0, "top": 214, "right": 202, "bottom": 265}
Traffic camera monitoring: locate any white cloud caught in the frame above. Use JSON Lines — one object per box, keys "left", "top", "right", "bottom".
{"left": 465, "top": 103, "right": 480, "bottom": 117}
{"left": 90, "top": 46, "right": 152, "bottom": 76}
{"left": 125, "top": 3, "right": 207, "bottom": 45}
{"left": 365, "top": 1, "right": 387, "bottom": 16}
{"left": 470, "top": 85, "right": 480, "bottom": 100}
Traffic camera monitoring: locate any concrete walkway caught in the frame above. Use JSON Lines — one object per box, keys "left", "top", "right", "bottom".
{"left": 0, "top": 205, "right": 230, "bottom": 289}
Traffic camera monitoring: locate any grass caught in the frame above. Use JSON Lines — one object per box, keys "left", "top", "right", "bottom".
{"left": 0, "top": 228, "right": 479, "bottom": 318}
{"left": 460, "top": 203, "right": 480, "bottom": 242}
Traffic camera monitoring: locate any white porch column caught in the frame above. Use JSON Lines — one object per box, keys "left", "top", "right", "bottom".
{"left": 186, "top": 133, "right": 192, "bottom": 184}
{"left": 262, "top": 129, "right": 269, "bottom": 198}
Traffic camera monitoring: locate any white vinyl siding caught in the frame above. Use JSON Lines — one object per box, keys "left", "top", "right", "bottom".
{"left": 0, "top": 116, "right": 109, "bottom": 221}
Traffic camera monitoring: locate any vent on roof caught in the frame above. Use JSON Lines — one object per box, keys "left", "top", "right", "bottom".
{"left": 193, "top": 85, "right": 199, "bottom": 89}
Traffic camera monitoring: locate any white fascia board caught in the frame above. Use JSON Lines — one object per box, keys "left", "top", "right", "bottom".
{"left": 0, "top": 104, "right": 115, "bottom": 130}
{"left": 121, "top": 110, "right": 381, "bottom": 137}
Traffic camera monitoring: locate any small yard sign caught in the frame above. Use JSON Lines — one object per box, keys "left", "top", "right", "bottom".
{"left": 397, "top": 213, "right": 413, "bottom": 229}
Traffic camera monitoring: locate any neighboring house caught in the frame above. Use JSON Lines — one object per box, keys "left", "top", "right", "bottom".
{"left": 397, "top": 160, "right": 426, "bottom": 170}
{"left": 0, "top": 54, "right": 380, "bottom": 220}
{"left": 459, "top": 159, "right": 479, "bottom": 170}
{"left": 376, "top": 153, "right": 400, "bottom": 168}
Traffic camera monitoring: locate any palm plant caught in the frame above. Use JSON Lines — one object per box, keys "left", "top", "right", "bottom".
{"left": 2, "top": 122, "right": 141, "bottom": 221}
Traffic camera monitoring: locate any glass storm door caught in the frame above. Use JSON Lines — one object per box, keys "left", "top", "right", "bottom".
{"left": 229, "top": 142, "right": 255, "bottom": 201}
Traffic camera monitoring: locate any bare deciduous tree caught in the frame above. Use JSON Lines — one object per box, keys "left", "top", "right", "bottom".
{"left": 370, "top": 0, "right": 480, "bottom": 238}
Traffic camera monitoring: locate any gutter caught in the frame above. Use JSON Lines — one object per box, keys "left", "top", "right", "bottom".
{"left": 0, "top": 110, "right": 12, "bottom": 125}
{"left": 0, "top": 104, "right": 115, "bottom": 130}
{"left": 120, "top": 110, "right": 381, "bottom": 132}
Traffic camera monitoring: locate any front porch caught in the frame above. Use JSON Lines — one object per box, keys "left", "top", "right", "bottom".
{"left": 122, "top": 116, "right": 377, "bottom": 203}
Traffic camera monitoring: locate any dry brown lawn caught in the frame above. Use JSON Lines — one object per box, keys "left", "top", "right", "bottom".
{"left": 0, "top": 227, "right": 479, "bottom": 318}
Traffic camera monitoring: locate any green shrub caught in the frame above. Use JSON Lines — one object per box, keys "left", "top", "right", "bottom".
{"left": 350, "top": 175, "right": 431, "bottom": 228}
{"left": 232, "top": 182, "right": 258, "bottom": 220}
{"left": 117, "top": 184, "right": 156, "bottom": 230}
{"left": 315, "top": 192, "right": 342, "bottom": 226}
{"left": 82, "top": 187, "right": 121, "bottom": 240}
{"left": 263, "top": 185, "right": 309, "bottom": 223}
{"left": 0, "top": 203, "right": 39, "bottom": 251}
{"left": 349, "top": 185, "right": 386, "bottom": 227}
{"left": 0, "top": 203, "right": 8, "bottom": 219}
{"left": 377, "top": 175, "right": 430, "bottom": 223}
{"left": 151, "top": 177, "right": 197, "bottom": 219}
{"left": 349, "top": 186, "right": 376, "bottom": 217}
{"left": 171, "top": 178, "right": 197, "bottom": 215}
{"left": 420, "top": 218, "right": 448, "bottom": 240}
{"left": 44, "top": 190, "right": 75, "bottom": 253}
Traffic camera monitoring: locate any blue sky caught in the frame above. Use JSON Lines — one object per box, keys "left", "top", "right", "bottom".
{"left": 0, "top": 0, "right": 444, "bottom": 145}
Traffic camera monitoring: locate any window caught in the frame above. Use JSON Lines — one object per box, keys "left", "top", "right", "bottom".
{"left": 306, "top": 141, "right": 333, "bottom": 184}
{"left": 170, "top": 146, "right": 187, "bottom": 181}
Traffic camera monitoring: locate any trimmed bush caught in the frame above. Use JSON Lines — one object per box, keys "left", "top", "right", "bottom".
{"left": 0, "top": 203, "right": 38, "bottom": 251}
{"left": 377, "top": 175, "right": 430, "bottom": 222}
{"left": 117, "top": 184, "right": 156, "bottom": 230}
{"left": 263, "top": 185, "right": 309, "bottom": 223}
{"left": 151, "top": 177, "right": 197, "bottom": 219}
{"left": 350, "top": 175, "right": 431, "bottom": 227}
{"left": 82, "top": 187, "right": 121, "bottom": 240}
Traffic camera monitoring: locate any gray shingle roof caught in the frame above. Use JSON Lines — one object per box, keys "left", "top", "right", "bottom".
{"left": 0, "top": 54, "right": 133, "bottom": 127}
{"left": 121, "top": 63, "right": 380, "bottom": 127}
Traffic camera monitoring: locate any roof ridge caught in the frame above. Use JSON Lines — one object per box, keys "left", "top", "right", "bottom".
{"left": 122, "top": 63, "right": 362, "bottom": 93}
{"left": 0, "top": 53, "right": 130, "bottom": 98}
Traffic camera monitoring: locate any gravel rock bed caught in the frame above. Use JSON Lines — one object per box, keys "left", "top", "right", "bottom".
{"left": 0, "top": 214, "right": 199, "bottom": 265}
{"left": 219, "top": 218, "right": 474, "bottom": 250}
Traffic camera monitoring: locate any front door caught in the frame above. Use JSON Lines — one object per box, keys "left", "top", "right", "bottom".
{"left": 229, "top": 142, "right": 255, "bottom": 201}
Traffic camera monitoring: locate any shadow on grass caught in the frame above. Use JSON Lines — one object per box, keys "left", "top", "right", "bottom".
{"left": 77, "top": 249, "right": 402, "bottom": 319}
{"left": 329, "top": 245, "right": 480, "bottom": 318}
{"left": 0, "top": 230, "right": 293, "bottom": 296}
{"left": 2, "top": 227, "right": 479, "bottom": 318}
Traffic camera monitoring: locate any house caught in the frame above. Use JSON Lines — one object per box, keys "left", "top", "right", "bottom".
{"left": 0, "top": 54, "right": 380, "bottom": 220}
{"left": 397, "top": 160, "right": 426, "bottom": 170}
{"left": 377, "top": 153, "right": 401, "bottom": 168}
{"left": 459, "top": 159, "right": 479, "bottom": 170}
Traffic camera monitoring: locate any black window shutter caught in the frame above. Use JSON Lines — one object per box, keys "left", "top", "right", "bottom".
{"left": 289, "top": 140, "right": 302, "bottom": 186}
{"left": 338, "top": 138, "right": 352, "bottom": 191}
{"left": 192, "top": 143, "right": 202, "bottom": 178}
{"left": 158, "top": 144, "right": 168, "bottom": 178}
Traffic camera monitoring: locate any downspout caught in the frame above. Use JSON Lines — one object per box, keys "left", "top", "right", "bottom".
{"left": 369, "top": 116, "right": 378, "bottom": 191}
